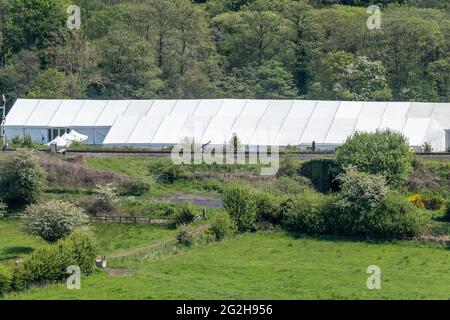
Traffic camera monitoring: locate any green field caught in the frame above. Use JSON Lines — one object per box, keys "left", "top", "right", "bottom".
{"left": 2, "top": 156, "right": 449, "bottom": 300}
{"left": 0, "top": 220, "right": 46, "bottom": 261}
{"left": 0, "top": 220, "right": 177, "bottom": 261}
{"left": 5, "top": 231, "right": 450, "bottom": 300}
{"left": 84, "top": 157, "right": 268, "bottom": 198}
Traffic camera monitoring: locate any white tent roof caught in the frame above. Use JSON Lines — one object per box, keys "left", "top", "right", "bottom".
{"left": 4, "top": 99, "right": 40, "bottom": 126}
{"left": 5, "top": 99, "right": 450, "bottom": 150}
{"left": 67, "top": 130, "right": 88, "bottom": 142}
{"left": 94, "top": 100, "right": 131, "bottom": 126}
{"left": 148, "top": 100, "right": 176, "bottom": 116}
{"left": 48, "top": 100, "right": 85, "bottom": 127}
{"left": 26, "top": 100, "right": 62, "bottom": 126}
{"left": 47, "top": 136, "right": 71, "bottom": 148}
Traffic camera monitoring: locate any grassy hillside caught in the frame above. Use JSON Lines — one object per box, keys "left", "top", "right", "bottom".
{"left": 0, "top": 220, "right": 46, "bottom": 261}
{"left": 0, "top": 220, "right": 177, "bottom": 262}
{"left": 6, "top": 231, "right": 450, "bottom": 300}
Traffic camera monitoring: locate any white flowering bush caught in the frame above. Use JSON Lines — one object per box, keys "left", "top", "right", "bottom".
{"left": 24, "top": 200, "right": 89, "bottom": 242}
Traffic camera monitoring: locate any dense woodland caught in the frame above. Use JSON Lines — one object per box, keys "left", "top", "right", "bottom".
{"left": 0, "top": 0, "right": 449, "bottom": 111}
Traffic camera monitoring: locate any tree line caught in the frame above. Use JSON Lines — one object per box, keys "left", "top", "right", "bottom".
{"left": 0, "top": 0, "right": 448, "bottom": 111}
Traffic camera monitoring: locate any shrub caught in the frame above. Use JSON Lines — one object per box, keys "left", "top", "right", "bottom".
{"left": 223, "top": 184, "right": 257, "bottom": 232}
{"left": 0, "top": 149, "right": 46, "bottom": 207}
{"left": 403, "top": 158, "right": 441, "bottom": 191}
{"left": 280, "top": 190, "right": 333, "bottom": 235}
{"left": 277, "top": 152, "right": 301, "bottom": 177}
{"left": 0, "top": 202, "right": 7, "bottom": 218}
{"left": 367, "top": 192, "right": 429, "bottom": 238}
{"left": 444, "top": 199, "right": 450, "bottom": 221}
{"left": 328, "top": 167, "right": 428, "bottom": 237}
{"left": 299, "top": 159, "right": 340, "bottom": 193}
{"left": 0, "top": 264, "right": 12, "bottom": 295}
{"left": 208, "top": 212, "right": 236, "bottom": 240}
{"left": 11, "top": 229, "right": 97, "bottom": 291}
{"left": 407, "top": 194, "right": 425, "bottom": 209}
{"left": 271, "top": 176, "right": 312, "bottom": 196}
{"left": 328, "top": 167, "right": 389, "bottom": 235}
{"left": 421, "top": 142, "right": 433, "bottom": 152}
{"left": 10, "top": 135, "right": 33, "bottom": 148}
{"left": 176, "top": 201, "right": 196, "bottom": 224}
{"left": 10, "top": 262, "right": 29, "bottom": 292}
{"left": 407, "top": 193, "right": 444, "bottom": 211}
{"left": 335, "top": 129, "right": 412, "bottom": 186}
{"left": 255, "top": 192, "right": 284, "bottom": 224}
{"left": 118, "top": 180, "right": 149, "bottom": 196}
{"left": 156, "top": 164, "right": 189, "bottom": 183}
{"left": 421, "top": 194, "right": 444, "bottom": 211}
{"left": 64, "top": 229, "right": 99, "bottom": 275}
{"left": 176, "top": 224, "right": 195, "bottom": 245}
{"left": 334, "top": 167, "right": 388, "bottom": 214}
{"left": 24, "top": 200, "right": 89, "bottom": 242}
{"left": 23, "top": 244, "right": 74, "bottom": 285}
{"left": 40, "top": 155, "right": 130, "bottom": 188}
{"left": 87, "top": 184, "right": 118, "bottom": 216}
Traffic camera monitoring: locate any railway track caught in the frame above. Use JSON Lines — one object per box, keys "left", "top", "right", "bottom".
{"left": 5, "top": 148, "right": 450, "bottom": 160}
{"left": 61, "top": 149, "right": 450, "bottom": 160}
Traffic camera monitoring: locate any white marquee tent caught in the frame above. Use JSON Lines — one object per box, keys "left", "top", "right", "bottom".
{"left": 5, "top": 99, "right": 450, "bottom": 151}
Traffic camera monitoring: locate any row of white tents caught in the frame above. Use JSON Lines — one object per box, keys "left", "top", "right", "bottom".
{"left": 4, "top": 99, "right": 450, "bottom": 151}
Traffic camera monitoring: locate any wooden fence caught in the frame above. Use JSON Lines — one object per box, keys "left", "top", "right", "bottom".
{"left": 89, "top": 215, "right": 177, "bottom": 225}
{"left": 4, "top": 210, "right": 207, "bottom": 226}
{"left": 90, "top": 209, "right": 207, "bottom": 225}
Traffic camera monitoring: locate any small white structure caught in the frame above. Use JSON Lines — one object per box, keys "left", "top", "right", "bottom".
{"left": 65, "top": 130, "right": 88, "bottom": 143}
{"left": 5, "top": 99, "right": 450, "bottom": 151}
{"left": 47, "top": 136, "right": 71, "bottom": 148}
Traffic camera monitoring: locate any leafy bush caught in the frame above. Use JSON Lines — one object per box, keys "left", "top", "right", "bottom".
{"left": 444, "top": 199, "right": 450, "bottom": 221}
{"left": 407, "top": 194, "right": 425, "bottom": 209}
{"left": 421, "top": 194, "right": 444, "bottom": 211}
{"left": 328, "top": 167, "right": 427, "bottom": 237}
{"left": 0, "top": 264, "right": 12, "bottom": 295}
{"left": 328, "top": 167, "right": 389, "bottom": 235}
{"left": 64, "top": 229, "right": 99, "bottom": 275}
{"left": 10, "top": 262, "right": 29, "bottom": 292}
{"left": 208, "top": 212, "right": 236, "bottom": 240}
{"left": 255, "top": 192, "right": 284, "bottom": 224}
{"left": 117, "top": 180, "right": 149, "bottom": 196}
{"left": 334, "top": 167, "right": 388, "bottom": 215}
{"left": 153, "top": 163, "right": 190, "bottom": 183}
{"left": 277, "top": 152, "right": 301, "bottom": 177}
{"left": 0, "top": 202, "right": 7, "bottom": 218}
{"left": 87, "top": 184, "right": 118, "bottom": 216}
{"left": 368, "top": 192, "right": 429, "bottom": 238}
{"left": 176, "top": 224, "right": 195, "bottom": 245}
{"left": 299, "top": 159, "right": 340, "bottom": 193}
{"left": 176, "top": 223, "right": 215, "bottom": 246}
{"left": 0, "top": 149, "right": 46, "bottom": 207}
{"left": 10, "top": 135, "right": 34, "bottom": 148}
{"left": 335, "top": 130, "right": 412, "bottom": 186}
{"left": 270, "top": 176, "right": 312, "bottom": 196}
{"left": 223, "top": 184, "right": 257, "bottom": 232}
{"left": 24, "top": 200, "right": 89, "bottom": 242}
{"left": 176, "top": 201, "right": 196, "bottom": 224}
{"left": 280, "top": 190, "right": 333, "bottom": 235}
{"left": 11, "top": 229, "right": 98, "bottom": 291}
{"left": 407, "top": 193, "right": 444, "bottom": 211}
